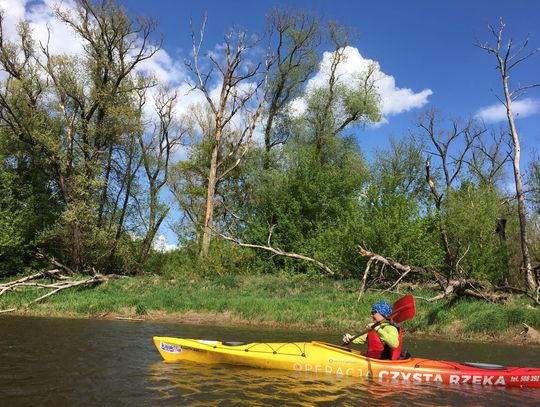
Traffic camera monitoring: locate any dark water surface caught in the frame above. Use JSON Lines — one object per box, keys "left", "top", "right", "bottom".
{"left": 0, "top": 315, "right": 539, "bottom": 406}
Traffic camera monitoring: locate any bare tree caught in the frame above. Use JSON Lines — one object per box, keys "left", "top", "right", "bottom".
{"left": 477, "top": 20, "right": 539, "bottom": 294}
{"left": 0, "top": 0, "right": 160, "bottom": 272}
{"left": 465, "top": 127, "right": 512, "bottom": 187}
{"left": 419, "top": 110, "right": 485, "bottom": 279}
{"left": 186, "top": 17, "right": 270, "bottom": 257}
{"left": 135, "top": 88, "right": 184, "bottom": 269}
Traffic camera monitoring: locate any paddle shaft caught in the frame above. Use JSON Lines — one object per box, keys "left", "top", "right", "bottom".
{"left": 341, "top": 319, "right": 387, "bottom": 346}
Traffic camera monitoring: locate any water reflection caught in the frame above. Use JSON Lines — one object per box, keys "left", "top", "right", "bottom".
{"left": 148, "top": 359, "right": 540, "bottom": 406}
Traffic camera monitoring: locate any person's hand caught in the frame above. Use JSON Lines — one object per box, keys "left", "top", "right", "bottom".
{"left": 342, "top": 333, "right": 353, "bottom": 344}
{"left": 366, "top": 322, "right": 380, "bottom": 332}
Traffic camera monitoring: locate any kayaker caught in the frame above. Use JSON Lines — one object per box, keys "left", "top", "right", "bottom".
{"left": 342, "top": 301, "right": 402, "bottom": 360}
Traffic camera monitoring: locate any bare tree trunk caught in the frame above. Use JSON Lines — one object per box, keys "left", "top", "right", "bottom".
{"left": 188, "top": 18, "right": 270, "bottom": 259}
{"left": 97, "top": 142, "right": 114, "bottom": 227}
{"left": 358, "top": 258, "right": 373, "bottom": 297}
{"left": 71, "top": 221, "right": 83, "bottom": 274}
{"left": 502, "top": 75, "right": 536, "bottom": 292}
{"left": 200, "top": 131, "right": 220, "bottom": 257}
{"left": 477, "top": 21, "right": 539, "bottom": 293}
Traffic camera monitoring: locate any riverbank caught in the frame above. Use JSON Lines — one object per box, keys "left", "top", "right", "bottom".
{"left": 1, "top": 273, "right": 539, "bottom": 346}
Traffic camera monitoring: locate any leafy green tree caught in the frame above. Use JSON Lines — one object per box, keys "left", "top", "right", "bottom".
{"left": 263, "top": 9, "right": 320, "bottom": 164}
{"left": 300, "top": 23, "right": 381, "bottom": 155}
{"left": 360, "top": 136, "right": 442, "bottom": 271}
{"left": 0, "top": 0, "right": 165, "bottom": 274}
{"left": 0, "top": 130, "right": 59, "bottom": 276}
{"left": 229, "top": 133, "right": 368, "bottom": 275}
{"left": 444, "top": 183, "right": 509, "bottom": 283}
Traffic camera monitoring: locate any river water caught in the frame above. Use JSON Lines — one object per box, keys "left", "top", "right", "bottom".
{"left": 0, "top": 315, "right": 539, "bottom": 406}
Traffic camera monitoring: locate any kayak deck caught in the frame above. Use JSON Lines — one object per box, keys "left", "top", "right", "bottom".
{"left": 153, "top": 337, "right": 540, "bottom": 388}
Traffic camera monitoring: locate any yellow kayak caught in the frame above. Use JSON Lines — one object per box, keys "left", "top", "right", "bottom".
{"left": 153, "top": 336, "right": 540, "bottom": 388}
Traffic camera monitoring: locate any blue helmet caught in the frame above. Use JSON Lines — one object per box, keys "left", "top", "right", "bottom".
{"left": 372, "top": 301, "right": 393, "bottom": 318}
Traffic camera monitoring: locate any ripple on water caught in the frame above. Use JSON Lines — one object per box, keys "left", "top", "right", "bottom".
{"left": 147, "top": 361, "right": 540, "bottom": 406}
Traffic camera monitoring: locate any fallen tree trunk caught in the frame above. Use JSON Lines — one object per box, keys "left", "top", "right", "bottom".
{"left": 0, "top": 262, "right": 114, "bottom": 313}
{"left": 219, "top": 227, "right": 335, "bottom": 276}
{"left": 357, "top": 245, "right": 446, "bottom": 291}
{"left": 356, "top": 245, "right": 508, "bottom": 303}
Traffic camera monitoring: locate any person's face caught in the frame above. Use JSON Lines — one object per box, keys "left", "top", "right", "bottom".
{"left": 371, "top": 311, "right": 385, "bottom": 322}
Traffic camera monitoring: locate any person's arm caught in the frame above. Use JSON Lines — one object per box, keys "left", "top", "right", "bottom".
{"left": 376, "top": 324, "right": 399, "bottom": 349}
{"left": 351, "top": 333, "right": 367, "bottom": 345}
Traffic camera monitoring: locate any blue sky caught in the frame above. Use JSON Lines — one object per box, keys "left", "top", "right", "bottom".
{"left": 2, "top": 0, "right": 540, "bottom": 249}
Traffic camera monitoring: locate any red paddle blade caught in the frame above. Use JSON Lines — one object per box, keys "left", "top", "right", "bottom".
{"left": 389, "top": 294, "right": 416, "bottom": 324}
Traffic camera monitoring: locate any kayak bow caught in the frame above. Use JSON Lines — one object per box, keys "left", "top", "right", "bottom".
{"left": 153, "top": 337, "right": 540, "bottom": 388}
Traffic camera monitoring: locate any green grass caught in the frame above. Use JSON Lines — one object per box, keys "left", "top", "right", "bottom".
{"left": 1, "top": 273, "right": 538, "bottom": 343}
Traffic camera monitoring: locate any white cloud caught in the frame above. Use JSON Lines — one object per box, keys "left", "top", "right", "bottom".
{"left": 137, "top": 48, "right": 185, "bottom": 86}
{"left": 0, "top": 0, "right": 27, "bottom": 39}
{"left": 476, "top": 98, "right": 540, "bottom": 123}
{"left": 0, "top": 0, "right": 84, "bottom": 55}
{"left": 295, "top": 46, "right": 432, "bottom": 120}
{"left": 153, "top": 234, "right": 177, "bottom": 252}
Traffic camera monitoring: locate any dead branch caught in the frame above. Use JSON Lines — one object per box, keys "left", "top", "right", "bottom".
{"left": 494, "top": 285, "right": 540, "bottom": 306}
{"left": 0, "top": 270, "right": 69, "bottom": 296}
{"left": 384, "top": 267, "right": 412, "bottom": 294}
{"left": 30, "top": 274, "right": 107, "bottom": 304}
{"left": 0, "top": 259, "right": 110, "bottom": 311}
{"left": 356, "top": 245, "right": 508, "bottom": 303}
{"left": 36, "top": 250, "right": 77, "bottom": 276}
{"left": 357, "top": 245, "right": 446, "bottom": 290}
{"left": 218, "top": 232, "right": 334, "bottom": 275}
{"left": 115, "top": 316, "right": 145, "bottom": 321}
{"left": 358, "top": 258, "right": 373, "bottom": 299}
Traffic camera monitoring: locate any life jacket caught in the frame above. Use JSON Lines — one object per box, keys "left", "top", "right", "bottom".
{"left": 366, "top": 324, "right": 402, "bottom": 360}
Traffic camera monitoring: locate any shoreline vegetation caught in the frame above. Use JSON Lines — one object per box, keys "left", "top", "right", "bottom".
{"left": 1, "top": 274, "right": 539, "bottom": 347}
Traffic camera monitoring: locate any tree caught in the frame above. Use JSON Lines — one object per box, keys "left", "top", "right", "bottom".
{"left": 444, "top": 182, "right": 509, "bottom": 283}
{"left": 419, "top": 110, "right": 486, "bottom": 279}
{"left": 262, "top": 9, "right": 320, "bottom": 165}
{"left": 237, "top": 136, "right": 369, "bottom": 275}
{"left": 361, "top": 135, "right": 441, "bottom": 270}
{"left": 529, "top": 159, "right": 540, "bottom": 214}
{"left": 135, "top": 88, "right": 184, "bottom": 270}
{"left": 301, "top": 22, "right": 381, "bottom": 156}
{"left": 0, "top": 0, "right": 162, "bottom": 273}
{"left": 466, "top": 127, "right": 511, "bottom": 188}
{"left": 477, "top": 20, "right": 539, "bottom": 293}
{"left": 186, "top": 17, "right": 270, "bottom": 257}
{"left": 213, "top": 21, "right": 383, "bottom": 275}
